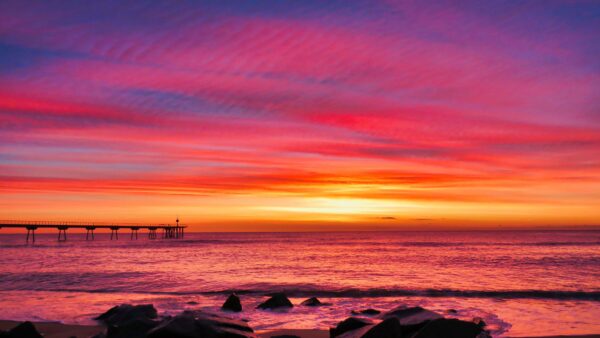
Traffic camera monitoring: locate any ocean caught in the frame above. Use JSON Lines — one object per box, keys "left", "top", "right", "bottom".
{"left": 0, "top": 230, "right": 598, "bottom": 337}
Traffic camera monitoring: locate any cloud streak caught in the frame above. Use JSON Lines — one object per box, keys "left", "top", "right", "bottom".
{"left": 0, "top": 1, "right": 599, "bottom": 228}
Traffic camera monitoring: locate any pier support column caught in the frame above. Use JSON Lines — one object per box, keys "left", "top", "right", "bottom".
{"left": 148, "top": 228, "right": 157, "bottom": 239}
{"left": 110, "top": 227, "right": 119, "bottom": 240}
{"left": 85, "top": 227, "right": 95, "bottom": 240}
{"left": 26, "top": 226, "right": 37, "bottom": 243}
{"left": 57, "top": 226, "right": 68, "bottom": 241}
{"left": 130, "top": 227, "right": 139, "bottom": 240}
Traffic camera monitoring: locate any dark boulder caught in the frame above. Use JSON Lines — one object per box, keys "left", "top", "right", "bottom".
{"left": 381, "top": 306, "right": 442, "bottom": 325}
{"left": 146, "top": 314, "right": 197, "bottom": 338}
{"left": 6, "top": 321, "right": 43, "bottom": 338}
{"left": 330, "top": 317, "right": 373, "bottom": 338}
{"left": 412, "top": 318, "right": 485, "bottom": 338}
{"left": 147, "top": 311, "right": 255, "bottom": 338}
{"left": 351, "top": 309, "right": 380, "bottom": 316}
{"left": 106, "top": 317, "right": 160, "bottom": 338}
{"left": 473, "top": 317, "right": 486, "bottom": 328}
{"left": 95, "top": 304, "right": 158, "bottom": 326}
{"left": 222, "top": 293, "right": 243, "bottom": 312}
{"left": 256, "top": 293, "right": 293, "bottom": 310}
{"left": 360, "top": 317, "right": 402, "bottom": 338}
{"left": 333, "top": 318, "right": 402, "bottom": 338}
{"left": 301, "top": 297, "right": 323, "bottom": 307}
{"left": 397, "top": 321, "right": 430, "bottom": 337}
{"left": 184, "top": 310, "right": 253, "bottom": 333}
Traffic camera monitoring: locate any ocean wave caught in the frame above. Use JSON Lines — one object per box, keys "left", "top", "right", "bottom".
{"left": 220, "top": 288, "right": 600, "bottom": 301}
{"left": 1, "top": 285, "right": 598, "bottom": 301}
{"left": 149, "top": 239, "right": 600, "bottom": 248}
{"left": 1, "top": 234, "right": 598, "bottom": 248}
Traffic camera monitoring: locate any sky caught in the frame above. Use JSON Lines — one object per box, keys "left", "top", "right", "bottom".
{"left": 1, "top": 1, "right": 599, "bottom": 231}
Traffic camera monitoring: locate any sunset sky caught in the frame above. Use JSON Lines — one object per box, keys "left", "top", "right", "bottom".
{"left": 1, "top": 1, "right": 599, "bottom": 230}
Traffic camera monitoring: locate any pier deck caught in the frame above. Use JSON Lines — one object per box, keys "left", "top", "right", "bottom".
{"left": 0, "top": 220, "right": 186, "bottom": 243}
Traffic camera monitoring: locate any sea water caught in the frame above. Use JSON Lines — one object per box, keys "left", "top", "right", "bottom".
{"left": 0, "top": 230, "right": 598, "bottom": 337}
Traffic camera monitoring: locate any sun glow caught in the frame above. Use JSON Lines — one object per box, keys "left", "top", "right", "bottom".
{"left": 256, "top": 197, "right": 412, "bottom": 217}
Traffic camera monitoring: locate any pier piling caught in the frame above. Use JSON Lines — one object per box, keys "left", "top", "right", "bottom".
{"left": 25, "top": 226, "right": 37, "bottom": 243}
{"left": 130, "top": 227, "right": 139, "bottom": 240}
{"left": 85, "top": 227, "right": 95, "bottom": 240}
{"left": 57, "top": 226, "right": 68, "bottom": 241}
{"left": 110, "top": 227, "right": 119, "bottom": 240}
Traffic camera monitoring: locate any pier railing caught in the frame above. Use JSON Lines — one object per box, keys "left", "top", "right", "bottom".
{"left": 0, "top": 220, "right": 182, "bottom": 227}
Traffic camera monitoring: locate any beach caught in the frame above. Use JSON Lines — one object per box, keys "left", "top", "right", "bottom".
{"left": 1, "top": 320, "right": 599, "bottom": 338}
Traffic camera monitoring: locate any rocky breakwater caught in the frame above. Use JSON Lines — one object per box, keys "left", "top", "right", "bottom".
{"left": 93, "top": 304, "right": 256, "bottom": 338}
{"left": 330, "top": 306, "right": 490, "bottom": 338}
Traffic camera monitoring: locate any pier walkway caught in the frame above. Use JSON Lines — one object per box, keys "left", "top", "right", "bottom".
{"left": 0, "top": 220, "right": 186, "bottom": 243}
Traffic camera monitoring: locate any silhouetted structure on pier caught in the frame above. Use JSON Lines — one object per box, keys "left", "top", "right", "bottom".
{"left": 0, "top": 220, "right": 186, "bottom": 243}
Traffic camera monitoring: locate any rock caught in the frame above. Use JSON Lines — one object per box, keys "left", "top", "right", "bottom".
{"left": 412, "top": 318, "right": 484, "bottom": 338}
{"left": 381, "top": 306, "right": 442, "bottom": 325}
{"left": 351, "top": 317, "right": 403, "bottom": 338}
{"left": 187, "top": 301, "right": 199, "bottom": 305}
{"left": 222, "top": 293, "right": 243, "bottom": 312}
{"left": 399, "top": 321, "right": 431, "bottom": 338}
{"left": 271, "top": 336, "right": 301, "bottom": 338}
{"left": 473, "top": 317, "right": 486, "bottom": 328}
{"left": 362, "top": 317, "right": 402, "bottom": 338}
{"left": 351, "top": 309, "right": 380, "bottom": 316}
{"left": 6, "top": 321, "right": 43, "bottom": 338}
{"left": 335, "top": 318, "right": 402, "bottom": 338}
{"left": 256, "top": 293, "right": 293, "bottom": 310}
{"left": 191, "top": 311, "right": 253, "bottom": 333}
{"left": 106, "top": 317, "right": 160, "bottom": 338}
{"left": 147, "top": 314, "right": 197, "bottom": 338}
{"left": 301, "top": 297, "right": 323, "bottom": 306}
{"left": 330, "top": 317, "right": 373, "bottom": 337}
{"left": 447, "top": 309, "right": 458, "bottom": 314}
{"left": 95, "top": 304, "right": 158, "bottom": 326}
{"left": 147, "top": 311, "right": 255, "bottom": 338}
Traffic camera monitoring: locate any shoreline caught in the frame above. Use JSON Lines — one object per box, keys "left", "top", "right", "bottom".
{"left": 1, "top": 320, "right": 599, "bottom": 338}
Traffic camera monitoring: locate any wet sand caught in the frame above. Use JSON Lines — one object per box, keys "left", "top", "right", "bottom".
{"left": 0, "top": 320, "right": 102, "bottom": 338}
{"left": 260, "top": 330, "right": 600, "bottom": 338}
{"left": 2, "top": 320, "right": 599, "bottom": 338}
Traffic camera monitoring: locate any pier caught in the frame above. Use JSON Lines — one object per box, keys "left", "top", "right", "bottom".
{"left": 0, "top": 219, "right": 186, "bottom": 243}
